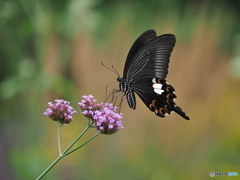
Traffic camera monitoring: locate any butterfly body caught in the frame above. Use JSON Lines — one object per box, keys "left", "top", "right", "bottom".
{"left": 117, "top": 29, "right": 189, "bottom": 120}
{"left": 118, "top": 77, "right": 136, "bottom": 109}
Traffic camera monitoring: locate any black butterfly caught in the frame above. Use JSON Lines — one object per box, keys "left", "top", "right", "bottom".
{"left": 117, "top": 29, "right": 190, "bottom": 120}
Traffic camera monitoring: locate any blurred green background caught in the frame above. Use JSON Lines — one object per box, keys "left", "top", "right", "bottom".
{"left": 1, "top": 0, "right": 240, "bottom": 179}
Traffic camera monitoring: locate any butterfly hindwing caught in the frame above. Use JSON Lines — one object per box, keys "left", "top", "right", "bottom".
{"left": 133, "top": 78, "right": 189, "bottom": 120}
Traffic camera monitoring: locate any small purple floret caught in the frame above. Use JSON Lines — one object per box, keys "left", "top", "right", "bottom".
{"left": 78, "top": 95, "right": 124, "bottom": 135}
{"left": 43, "top": 99, "right": 77, "bottom": 125}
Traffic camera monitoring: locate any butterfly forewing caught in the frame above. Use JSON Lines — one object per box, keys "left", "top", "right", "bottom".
{"left": 125, "top": 33, "right": 176, "bottom": 81}
{"left": 123, "top": 30, "right": 157, "bottom": 78}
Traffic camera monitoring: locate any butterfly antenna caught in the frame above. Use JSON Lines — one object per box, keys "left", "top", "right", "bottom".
{"left": 111, "top": 65, "right": 120, "bottom": 77}
{"left": 101, "top": 62, "right": 119, "bottom": 77}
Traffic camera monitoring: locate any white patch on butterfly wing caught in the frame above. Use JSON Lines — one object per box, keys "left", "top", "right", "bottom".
{"left": 152, "top": 78, "right": 157, "bottom": 83}
{"left": 153, "top": 83, "right": 162, "bottom": 89}
{"left": 154, "top": 88, "right": 164, "bottom": 95}
{"left": 153, "top": 83, "right": 164, "bottom": 94}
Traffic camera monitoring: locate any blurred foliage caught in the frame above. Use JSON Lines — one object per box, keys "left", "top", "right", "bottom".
{"left": 0, "top": 0, "right": 240, "bottom": 179}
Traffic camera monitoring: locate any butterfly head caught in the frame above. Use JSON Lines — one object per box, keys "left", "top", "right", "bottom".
{"left": 117, "top": 77, "right": 122, "bottom": 82}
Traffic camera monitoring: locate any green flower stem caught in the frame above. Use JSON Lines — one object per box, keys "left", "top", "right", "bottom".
{"left": 36, "top": 122, "right": 96, "bottom": 180}
{"left": 57, "top": 123, "right": 62, "bottom": 155}
{"left": 36, "top": 154, "right": 64, "bottom": 180}
{"left": 62, "top": 122, "right": 94, "bottom": 155}
{"left": 64, "top": 131, "right": 101, "bottom": 156}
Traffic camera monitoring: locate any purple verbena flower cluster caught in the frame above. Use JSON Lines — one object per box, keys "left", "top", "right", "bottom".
{"left": 79, "top": 95, "right": 124, "bottom": 135}
{"left": 43, "top": 100, "right": 77, "bottom": 125}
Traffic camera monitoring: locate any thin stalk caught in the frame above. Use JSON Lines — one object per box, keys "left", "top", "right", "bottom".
{"left": 36, "top": 122, "right": 94, "bottom": 179}
{"left": 57, "top": 123, "right": 62, "bottom": 155}
{"left": 65, "top": 131, "right": 101, "bottom": 156}
{"left": 62, "top": 122, "right": 94, "bottom": 155}
{"left": 36, "top": 155, "right": 63, "bottom": 180}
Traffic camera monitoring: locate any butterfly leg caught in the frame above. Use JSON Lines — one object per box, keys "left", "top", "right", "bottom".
{"left": 117, "top": 93, "right": 126, "bottom": 113}
{"left": 112, "top": 89, "right": 124, "bottom": 106}
{"left": 104, "top": 81, "right": 118, "bottom": 102}
{"left": 104, "top": 88, "right": 119, "bottom": 103}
